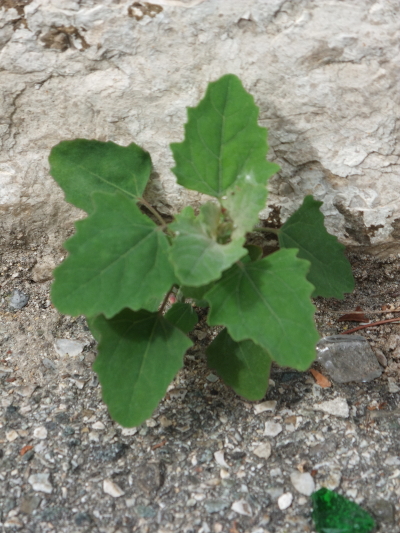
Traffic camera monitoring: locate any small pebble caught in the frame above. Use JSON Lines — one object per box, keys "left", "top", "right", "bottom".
{"left": 204, "top": 499, "right": 230, "bottom": 513}
{"left": 33, "top": 426, "right": 48, "bottom": 440}
{"left": 253, "top": 442, "right": 272, "bottom": 460}
{"left": 277, "top": 492, "right": 293, "bottom": 510}
{"left": 92, "top": 421, "right": 105, "bottom": 430}
{"left": 28, "top": 473, "right": 53, "bottom": 494}
{"left": 103, "top": 479, "right": 125, "bottom": 498}
{"left": 8, "top": 289, "right": 29, "bottom": 311}
{"left": 125, "top": 497, "right": 136, "bottom": 508}
{"left": 214, "top": 450, "right": 230, "bottom": 469}
{"left": 6, "top": 430, "right": 19, "bottom": 442}
{"left": 290, "top": 471, "right": 315, "bottom": 496}
{"left": 254, "top": 401, "right": 277, "bottom": 414}
{"left": 206, "top": 373, "right": 219, "bottom": 383}
{"left": 31, "top": 257, "right": 56, "bottom": 282}
{"left": 121, "top": 427, "right": 138, "bottom": 436}
{"left": 54, "top": 338, "right": 85, "bottom": 357}
{"left": 231, "top": 499, "right": 253, "bottom": 517}
{"left": 264, "top": 421, "right": 283, "bottom": 437}
{"left": 313, "top": 397, "right": 349, "bottom": 418}
{"left": 89, "top": 431, "right": 100, "bottom": 442}
{"left": 159, "top": 415, "right": 173, "bottom": 428}
{"left": 388, "top": 380, "right": 400, "bottom": 393}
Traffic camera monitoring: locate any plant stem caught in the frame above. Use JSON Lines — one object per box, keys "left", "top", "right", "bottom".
{"left": 139, "top": 198, "right": 167, "bottom": 228}
{"left": 253, "top": 226, "right": 280, "bottom": 236}
{"left": 159, "top": 286, "right": 175, "bottom": 314}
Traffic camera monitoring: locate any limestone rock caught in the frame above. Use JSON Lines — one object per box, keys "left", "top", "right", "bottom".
{"left": 1, "top": 1, "right": 400, "bottom": 255}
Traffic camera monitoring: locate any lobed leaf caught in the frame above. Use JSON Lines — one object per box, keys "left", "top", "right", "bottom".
{"left": 279, "top": 195, "right": 355, "bottom": 299}
{"left": 169, "top": 204, "right": 246, "bottom": 287}
{"left": 164, "top": 302, "right": 198, "bottom": 334}
{"left": 221, "top": 175, "right": 268, "bottom": 240}
{"left": 91, "top": 309, "right": 192, "bottom": 427}
{"left": 207, "top": 328, "right": 272, "bottom": 401}
{"left": 49, "top": 139, "right": 152, "bottom": 214}
{"left": 52, "top": 191, "right": 176, "bottom": 318}
{"left": 205, "top": 249, "right": 319, "bottom": 370}
{"left": 170, "top": 74, "right": 279, "bottom": 198}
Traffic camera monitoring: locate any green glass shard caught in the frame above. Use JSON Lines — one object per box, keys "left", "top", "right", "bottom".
{"left": 311, "top": 488, "right": 376, "bottom": 533}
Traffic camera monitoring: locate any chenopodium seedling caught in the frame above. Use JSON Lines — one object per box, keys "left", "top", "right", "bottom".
{"left": 49, "top": 74, "right": 354, "bottom": 427}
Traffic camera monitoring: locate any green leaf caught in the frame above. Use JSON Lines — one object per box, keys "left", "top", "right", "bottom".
{"left": 207, "top": 328, "right": 272, "bottom": 401}
{"left": 86, "top": 316, "right": 102, "bottom": 342}
{"left": 279, "top": 195, "right": 355, "bottom": 299}
{"left": 165, "top": 302, "right": 198, "bottom": 334}
{"left": 205, "top": 249, "right": 319, "bottom": 370}
{"left": 222, "top": 175, "right": 268, "bottom": 240}
{"left": 92, "top": 309, "right": 192, "bottom": 427}
{"left": 171, "top": 74, "right": 279, "bottom": 198}
{"left": 49, "top": 139, "right": 152, "bottom": 214}
{"left": 244, "top": 244, "right": 263, "bottom": 262}
{"left": 51, "top": 191, "right": 176, "bottom": 318}
{"left": 180, "top": 283, "right": 214, "bottom": 307}
{"left": 169, "top": 204, "right": 246, "bottom": 287}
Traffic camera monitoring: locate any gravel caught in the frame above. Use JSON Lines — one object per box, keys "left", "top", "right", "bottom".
{"left": 0, "top": 246, "right": 400, "bottom": 532}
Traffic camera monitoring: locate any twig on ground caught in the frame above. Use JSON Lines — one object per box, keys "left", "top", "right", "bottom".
{"left": 340, "top": 317, "right": 400, "bottom": 335}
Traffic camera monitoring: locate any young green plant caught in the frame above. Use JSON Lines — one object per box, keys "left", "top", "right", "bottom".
{"left": 49, "top": 74, "right": 354, "bottom": 427}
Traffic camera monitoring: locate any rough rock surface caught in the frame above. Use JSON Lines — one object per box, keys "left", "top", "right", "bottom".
{"left": 1, "top": 0, "right": 400, "bottom": 254}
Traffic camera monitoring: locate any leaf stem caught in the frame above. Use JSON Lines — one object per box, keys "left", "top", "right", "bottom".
{"left": 159, "top": 286, "right": 176, "bottom": 314}
{"left": 139, "top": 198, "right": 168, "bottom": 228}
{"left": 253, "top": 226, "right": 280, "bottom": 236}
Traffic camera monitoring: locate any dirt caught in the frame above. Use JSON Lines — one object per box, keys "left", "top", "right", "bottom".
{"left": 0, "top": 241, "right": 400, "bottom": 533}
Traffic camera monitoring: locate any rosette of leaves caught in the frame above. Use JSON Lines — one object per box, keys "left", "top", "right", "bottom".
{"left": 49, "top": 74, "right": 354, "bottom": 427}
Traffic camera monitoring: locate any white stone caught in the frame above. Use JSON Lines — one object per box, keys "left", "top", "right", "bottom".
{"left": 121, "top": 427, "right": 138, "bottom": 436}
{"left": 254, "top": 401, "right": 277, "bottom": 415}
{"left": 88, "top": 431, "right": 100, "bottom": 442}
{"left": 33, "top": 426, "right": 48, "bottom": 439}
{"left": 231, "top": 499, "right": 253, "bottom": 517}
{"left": 92, "top": 421, "right": 105, "bottom": 430}
{"left": 290, "top": 471, "right": 315, "bottom": 496}
{"left": 6, "top": 430, "right": 19, "bottom": 442}
{"left": 220, "top": 468, "right": 230, "bottom": 479}
{"left": 214, "top": 450, "right": 230, "bottom": 469}
{"left": 253, "top": 442, "right": 272, "bottom": 460}
{"left": 54, "top": 339, "right": 85, "bottom": 358}
{"left": 384, "top": 456, "right": 400, "bottom": 466}
{"left": 263, "top": 421, "right": 283, "bottom": 437}
{"left": 2, "top": 1, "right": 399, "bottom": 255}
{"left": 125, "top": 497, "right": 136, "bottom": 508}
{"left": 314, "top": 397, "right": 349, "bottom": 418}
{"left": 28, "top": 473, "right": 53, "bottom": 493}
{"left": 277, "top": 492, "right": 293, "bottom": 510}
{"left": 103, "top": 479, "right": 125, "bottom": 498}
{"left": 73, "top": 379, "right": 85, "bottom": 389}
